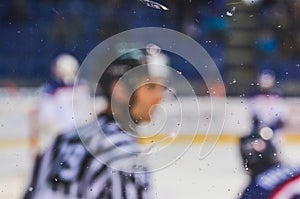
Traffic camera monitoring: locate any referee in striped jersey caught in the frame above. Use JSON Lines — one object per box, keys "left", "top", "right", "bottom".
{"left": 23, "top": 47, "right": 167, "bottom": 199}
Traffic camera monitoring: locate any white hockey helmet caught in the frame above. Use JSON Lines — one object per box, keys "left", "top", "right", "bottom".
{"left": 258, "top": 69, "right": 275, "bottom": 90}
{"left": 53, "top": 54, "right": 79, "bottom": 85}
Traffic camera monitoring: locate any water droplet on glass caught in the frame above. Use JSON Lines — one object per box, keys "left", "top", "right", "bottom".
{"left": 226, "top": 11, "right": 233, "bottom": 17}
{"left": 226, "top": 6, "right": 236, "bottom": 17}
{"left": 138, "top": 0, "right": 169, "bottom": 11}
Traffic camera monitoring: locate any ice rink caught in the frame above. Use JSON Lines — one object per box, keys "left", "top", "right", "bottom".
{"left": 1, "top": 140, "right": 300, "bottom": 199}
{"left": 1, "top": 95, "right": 300, "bottom": 199}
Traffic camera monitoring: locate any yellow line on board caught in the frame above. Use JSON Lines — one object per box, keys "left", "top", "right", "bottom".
{"left": 285, "top": 134, "right": 300, "bottom": 143}
{"left": 1, "top": 134, "right": 300, "bottom": 149}
{"left": 138, "top": 133, "right": 300, "bottom": 145}
{"left": 0, "top": 138, "right": 30, "bottom": 149}
{"left": 138, "top": 134, "right": 239, "bottom": 145}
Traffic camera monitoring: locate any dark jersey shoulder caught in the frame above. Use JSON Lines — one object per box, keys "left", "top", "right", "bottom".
{"left": 241, "top": 165, "right": 300, "bottom": 199}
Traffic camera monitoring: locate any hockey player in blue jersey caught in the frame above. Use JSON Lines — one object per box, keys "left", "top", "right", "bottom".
{"left": 247, "top": 70, "right": 288, "bottom": 133}
{"left": 239, "top": 127, "right": 300, "bottom": 199}
{"left": 32, "top": 53, "right": 91, "bottom": 152}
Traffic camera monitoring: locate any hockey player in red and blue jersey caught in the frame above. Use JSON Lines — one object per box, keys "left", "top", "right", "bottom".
{"left": 239, "top": 128, "right": 300, "bottom": 199}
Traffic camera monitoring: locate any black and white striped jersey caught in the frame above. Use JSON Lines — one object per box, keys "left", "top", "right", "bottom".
{"left": 24, "top": 113, "right": 150, "bottom": 199}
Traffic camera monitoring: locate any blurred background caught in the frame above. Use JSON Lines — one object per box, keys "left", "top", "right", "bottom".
{"left": 1, "top": 0, "right": 300, "bottom": 95}
{"left": 1, "top": 0, "right": 300, "bottom": 198}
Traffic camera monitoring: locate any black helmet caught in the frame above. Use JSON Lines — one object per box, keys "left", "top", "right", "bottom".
{"left": 99, "top": 59, "right": 143, "bottom": 100}
{"left": 98, "top": 44, "right": 169, "bottom": 101}
{"left": 98, "top": 48, "right": 147, "bottom": 100}
{"left": 239, "top": 129, "right": 280, "bottom": 176}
